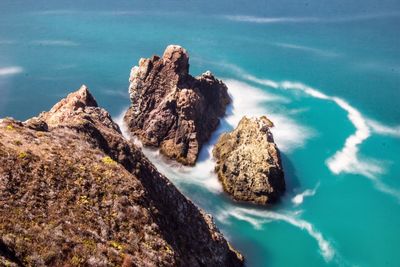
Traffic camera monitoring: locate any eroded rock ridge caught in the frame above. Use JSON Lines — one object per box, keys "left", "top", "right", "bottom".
{"left": 124, "top": 45, "right": 231, "bottom": 165}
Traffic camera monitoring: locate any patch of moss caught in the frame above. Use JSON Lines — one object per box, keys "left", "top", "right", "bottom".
{"left": 71, "top": 255, "right": 84, "bottom": 266}
{"left": 102, "top": 156, "right": 116, "bottom": 165}
{"left": 110, "top": 241, "right": 123, "bottom": 250}
{"left": 164, "top": 244, "right": 173, "bottom": 255}
{"left": 78, "top": 196, "right": 90, "bottom": 205}
{"left": 82, "top": 239, "right": 96, "bottom": 251}
{"left": 18, "top": 152, "right": 27, "bottom": 159}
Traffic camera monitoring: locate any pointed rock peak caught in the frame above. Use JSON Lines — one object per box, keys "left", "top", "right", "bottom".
{"left": 40, "top": 85, "right": 99, "bottom": 126}
{"left": 162, "top": 45, "right": 189, "bottom": 73}
{"left": 68, "top": 85, "right": 98, "bottom": 109}
{"left": 50, "top": 84, "right": 98, "bottom": 112}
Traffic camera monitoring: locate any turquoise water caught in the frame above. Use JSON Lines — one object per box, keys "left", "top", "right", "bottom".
{"left": 1, "top": 1, "right": 400, "bottom": 266}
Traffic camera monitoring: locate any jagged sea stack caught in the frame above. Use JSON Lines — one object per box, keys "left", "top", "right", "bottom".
{"left": 124, "top": 45, "right": 231, "bottom": 165}
{"left": 213, "top": 116, "right": 285, "bottom": 205}
{"left": 0, "top": 86, "right": 243, "bottom": 266}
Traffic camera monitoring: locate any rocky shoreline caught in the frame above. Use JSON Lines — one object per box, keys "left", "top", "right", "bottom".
{"left": 0, "top": 86, "right": 243, "bottom": 266}
{"left": 0, "top": 44, "right": 288, "bottom": 266}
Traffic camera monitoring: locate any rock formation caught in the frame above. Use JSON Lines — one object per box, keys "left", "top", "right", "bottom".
{"left": 0, "top": 86, "right": 243, "bottom": 267}
{"left": 124, "top": 45, "right": 231, "bottom": 166}
{"left": 213, "top": 116, "right": 285, "bottom": 205}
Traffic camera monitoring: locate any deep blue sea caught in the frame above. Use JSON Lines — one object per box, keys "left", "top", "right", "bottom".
{"left": 1, "top": 1, "right": 400, "bottom": 266}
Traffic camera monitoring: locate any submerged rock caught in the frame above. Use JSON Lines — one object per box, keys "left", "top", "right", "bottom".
{"left": 124, "top": 45, "right": 231, "bottom": 166}
{"left": 0, "top": 86, "right": 243, "bottom": 267}
{"left": 213, "top": 116, "right": 285, "bottom": 205}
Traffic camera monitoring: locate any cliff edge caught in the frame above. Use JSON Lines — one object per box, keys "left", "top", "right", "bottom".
{"left": 0, "top": 86, "right": 243, "bottom": 267}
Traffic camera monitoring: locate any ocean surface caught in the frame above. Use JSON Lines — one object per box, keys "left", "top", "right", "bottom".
{"left": 1, "top": 1, "right": 400, "bottom": 266}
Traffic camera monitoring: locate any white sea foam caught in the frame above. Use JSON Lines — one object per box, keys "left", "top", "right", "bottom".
{"left": 112, "top": 78, "right": 311, "bottom": 192}
{"left": 113, "top": 107, "right": 130, "bottom": 139}
{"left": 214, "top": 62, "right": 400, "bottom": 202}
{"left": 224, "top": 79, "right": 313, "bottom": 152}
{"left": 0, "top": 66, "right": 23, "bottom": 76}
{"left": 113, "top": 107, "right": 223, "bottom": 193}
{"left": 224, "top": 12, "right": 400, "bottom": 24}
{"left": 273, "top": 42, "right": 339, "bottom": 57}
{"left": 276, "top": 81, "right": 386, "bottom": 178}
{"left": 223, "top": 15, "right": 319, "bottom": 24}
{"left": 292, "top": 182, "right": 320, "bottom": 206}
{"left": 326, "top": 97, "right": 382, "bottom": 178}
{"left": 31, "top": 40, "right": 79, "bottom": 47}
{"left": 222, "top": 207, "right": 334, "bottom": 261}
{"left": 223, "top": 66, "right": 380, "bottom": 177}
{"left": 112, "top": 84, "right": 331, "bottom": 262}
{"left": 220, "top": 63, "right": 398, "bottom": 178}
{"left": 367, "top": 119, "right": 400, "bottom": 137}
{"left": 374, "top": 180, "right": 400, "bottom": 203}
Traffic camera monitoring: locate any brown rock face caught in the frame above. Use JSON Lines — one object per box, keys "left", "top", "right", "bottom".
{"left": 213, "top": 116, "right": 285, "bottom": 205}
{"left": 0, "top": 87, "right": 243, "bottom": 267}
{"left": 124, "top": 45, "right": 231, "bottom": 165}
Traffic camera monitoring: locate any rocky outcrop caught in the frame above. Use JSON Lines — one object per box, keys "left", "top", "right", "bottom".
{"left": 0, "top": 86, "right": 243, "bottom": 267}
{"left": 213, "top": 116, "right": 285, "bottom": 205}
{"left": 124, "top": 45, "right": 231, "bottom": 166}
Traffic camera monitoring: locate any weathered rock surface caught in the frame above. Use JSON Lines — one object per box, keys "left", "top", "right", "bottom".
{"left": 124, "top": 45, "right": 231, "bottom": 166}
{"left": 0, "top": 86, "right": 243, "bottom": 267}
{"left": 213, "top": 116, "right": 285, "bottom": 205}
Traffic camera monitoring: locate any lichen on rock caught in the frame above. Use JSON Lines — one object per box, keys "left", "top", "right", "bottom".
{"left": 213, "top": 116, "right": 285, "bottom": 205}
{"left": 124, "top": 45, "right": 231, "bottom": 166}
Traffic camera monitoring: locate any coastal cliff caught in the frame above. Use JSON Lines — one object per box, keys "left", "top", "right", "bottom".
{"left": 0, "top": 86, "right": 243, "bottom": 267}
{"left": 124, "top": 45, "right": 231, "bottom": 165}
{"left": 213, "top": 116, "right": 285, "bottom": 205}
